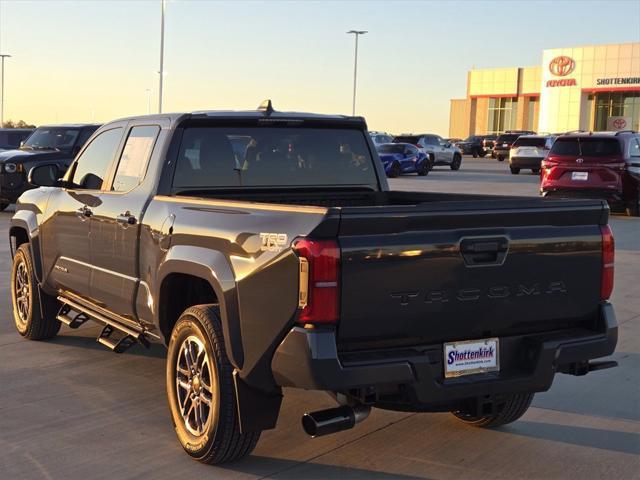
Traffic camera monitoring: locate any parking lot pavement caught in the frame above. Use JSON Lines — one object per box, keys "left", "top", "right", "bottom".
{"left": 1, "top": 156, "right": 639, "bottom": 479}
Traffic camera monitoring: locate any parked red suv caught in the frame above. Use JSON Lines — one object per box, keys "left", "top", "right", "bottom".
{"left": 540, "top": 131, "right": 640, "bottom": 216}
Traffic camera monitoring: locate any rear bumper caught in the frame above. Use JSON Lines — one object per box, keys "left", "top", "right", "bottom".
{"left": 271, "top": 303, "right": 617, "bottom": 408}
{"left": 510, "top": 156, "right": 543, "bottom": 169}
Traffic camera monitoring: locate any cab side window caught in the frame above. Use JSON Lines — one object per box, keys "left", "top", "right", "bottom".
{"left": 111, "top": 126, "right": 160, "bottom": 192}
{"left": 69, "top": 127, "right": 123, "bottom": 189}
{"left": 630, "top": 138, "right": 640, "bottom": 157}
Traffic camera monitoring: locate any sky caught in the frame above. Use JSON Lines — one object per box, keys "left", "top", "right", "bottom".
{"left": 0, "top": 0, "right": 639, "bottom": 136}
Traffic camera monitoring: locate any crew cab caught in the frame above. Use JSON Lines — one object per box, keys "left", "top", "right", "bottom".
{"left": 9, "top": 103, "right": 618, "bottom": 465}
{"left": 0, "top": 124, "right": 100, "bottom": 210}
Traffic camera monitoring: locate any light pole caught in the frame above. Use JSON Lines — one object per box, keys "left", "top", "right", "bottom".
{"left": 346, "top": 30, "right": 366, "bottom": 116}
{"left": 146, "top": 89, "right": 152, "bottom": 114}
{"left": 0, "top": 54, "right": 11, "bottom": 128}
{"left": 158, "top": 0, "right": 166, "bottom": 113}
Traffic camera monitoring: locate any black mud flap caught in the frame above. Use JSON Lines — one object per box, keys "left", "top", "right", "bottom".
{"left": 233, "top": 370, "right": 282, "bottom": 433}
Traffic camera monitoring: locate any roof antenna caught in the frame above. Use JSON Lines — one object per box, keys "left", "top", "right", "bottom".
{"left": 258, "top": 99, "right": 274, "bottom": 116}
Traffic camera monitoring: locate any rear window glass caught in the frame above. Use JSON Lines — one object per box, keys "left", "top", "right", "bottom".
{"left": 393, "top": 135, "right": 420, "bottom": 144}
{"left": 496, "top": 134, "right": 520, "bottom": 143}
{"left": 172, "top": 127, "right": 378, "bottom": 190}
{"left": 550, "top": 137, "right": 621, "bottom": 157}
{"left": 513, "top": 137, "right": 547, "bottom": 148}
{"left": 378, "top": 144, "right": 405, "bottom": 154}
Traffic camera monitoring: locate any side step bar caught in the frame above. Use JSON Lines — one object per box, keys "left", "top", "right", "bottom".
{"left": 57, "top": 296, "right": 150, "bottom": 353}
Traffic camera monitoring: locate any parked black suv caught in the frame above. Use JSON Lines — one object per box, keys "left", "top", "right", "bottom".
{"left": 0, "top": 124, "right": 99, "bottom": 210}
{"left": 454, "top": 135, "right": 492, "bottom": 157}
{"left": 493, "top": 131, "right": 536, "bottom": 161}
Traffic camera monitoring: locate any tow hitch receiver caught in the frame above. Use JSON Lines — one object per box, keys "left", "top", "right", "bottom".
{"left": 560, "top": 360, "right": 618, "bottom": 376}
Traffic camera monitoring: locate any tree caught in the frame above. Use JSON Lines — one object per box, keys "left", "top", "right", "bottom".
{"left": 1, "top": 119, "right": 36, "bottom": 128}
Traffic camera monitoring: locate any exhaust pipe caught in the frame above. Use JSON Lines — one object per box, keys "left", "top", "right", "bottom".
{"left": 301, "top": 404, "right": 371, "bottom": 437}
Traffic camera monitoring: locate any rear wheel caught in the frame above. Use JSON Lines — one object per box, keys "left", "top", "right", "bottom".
{"left": 497, "top": 155, "right": 505, "bottom": 162}
{"left": 510, "top": 166, "right": 520, "bottom": 174}
{"left": 451, "top": 393, "right": 534, "bottom": 428}
{"left": 387, "top": 162, "right": 401, "bottom": 178}
{"left": 0, "top": 203, "right": 8, "bottom": 212}
{"left": 11, "top": 244, "right": 60, "bottom": 340}
{"left": 167, "top": 305, "right": 260, "bottom": 464}
{"left": 531, "top": 168, "right": 541, "bottom": 174}
{"left": 626, "top": 199, "right": 640, "bottom": 217}
{"left": 479, "top": 150, "right": 487, "bottom": 158}
{"left": 472, "top": 148, "right": 478, "bottom": 158}
{"left": 450, "top": 154, "right": 462, "bottom": 171}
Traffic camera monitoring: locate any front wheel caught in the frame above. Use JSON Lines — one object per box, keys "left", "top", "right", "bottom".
{"left": 0, "top": 203, "right": 8, "bottom": 212}
{"left": 387, "top": 162, "right": 401, "bottom": 178}
{"left": 167, "top": 305, "right": 260, "bottom": 464}
{"left": 11, "top": 244, "right": 60, "bottom": 340}
{"left": 450, "top": 154, "right": 462, "bottom": 171}
{"left": 417, "top": 161, "right": 429, "bottom": 176}
{"left": 497, "top": 155, "right": 505, "bottom": 162}
{"left": 451, "top": 393, "right": 534, "bottom": 428}
{"left": 472, "top": 149, "right": 478, "bottom": 158}
{"left": 510, "top": 166, "right": 520, "bottom": 174}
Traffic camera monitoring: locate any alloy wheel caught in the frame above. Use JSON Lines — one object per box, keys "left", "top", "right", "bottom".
{"left": 175, "top": 335, "right": 216, "bottom": 436}
{"left": 14, "top": 259, "right": 30, "bottom": 325}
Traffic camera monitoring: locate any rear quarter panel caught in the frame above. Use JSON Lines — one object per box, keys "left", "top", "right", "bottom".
{"left": 140, "top": 195, "right": 332, "bottom": 390}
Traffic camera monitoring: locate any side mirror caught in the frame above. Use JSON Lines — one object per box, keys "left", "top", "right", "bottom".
{"left": 28, "top": 164, "right": 60, "bottom": 187}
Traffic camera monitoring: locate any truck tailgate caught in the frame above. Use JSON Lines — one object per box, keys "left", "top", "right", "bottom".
{"left": 337, "top": 197, "right": 607, "bottom": 347}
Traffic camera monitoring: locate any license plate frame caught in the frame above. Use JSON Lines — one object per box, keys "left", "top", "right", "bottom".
{"left": 571, "top": 171, "right": 589, "bottom": 181}
{"left": 444, "top": 337, "right": 500, "bottom": 378}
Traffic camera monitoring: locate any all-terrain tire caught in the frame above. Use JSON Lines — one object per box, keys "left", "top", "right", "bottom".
{"left": 451, "top": 393, "right": 534, "bottom": 428}
{"left": 11, "top": 243, "right": 61, "bottom": 340}
{"left": 166, "top": 305, "right": 260, "bottom": 464}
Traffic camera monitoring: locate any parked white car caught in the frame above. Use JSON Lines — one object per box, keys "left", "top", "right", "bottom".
{"left": 508, "top": 135, "right": 556, "bottom": 174}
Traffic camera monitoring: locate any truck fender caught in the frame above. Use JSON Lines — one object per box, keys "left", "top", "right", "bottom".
{"left": 157, "top": 245, "right": 244, "bottom": 369}
{"left": 9, "top": 209, "right": 43, "bottom": 283}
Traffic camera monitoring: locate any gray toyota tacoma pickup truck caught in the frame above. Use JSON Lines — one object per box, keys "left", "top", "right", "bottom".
{"left": 9, "top": 102, "right": 618, "bottom": 464}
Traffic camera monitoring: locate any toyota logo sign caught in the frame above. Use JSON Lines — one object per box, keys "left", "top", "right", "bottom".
{"left": 549, "top": 56, "right": 575, "bottom": 77}
{"left": 613, "top": 118, "right": 627, "bottom": 129}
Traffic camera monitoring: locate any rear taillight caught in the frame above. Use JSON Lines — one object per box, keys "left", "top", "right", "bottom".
{"left": 293, "top": 238, "right": 340, "bottom": 324}
{"left": 600, "top": 225, "right": 614, "bottom": 301}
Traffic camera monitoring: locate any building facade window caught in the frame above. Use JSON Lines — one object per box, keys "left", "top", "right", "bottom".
{"left": 594, "top": 91, "right": 640, "bottom": 131}
{"left": 487, "top": 97, "right": 518, "bottom": 134}
{"left": 527, "top": 97, "right": 539, "bottom": 131}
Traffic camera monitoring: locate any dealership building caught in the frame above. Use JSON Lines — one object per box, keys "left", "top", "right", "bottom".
{"left": 449, "top": 42, "right": 640, "bottom": 138}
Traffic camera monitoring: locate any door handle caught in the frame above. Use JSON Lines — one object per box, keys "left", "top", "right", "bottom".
{"left": 76, "top": 206, "right": 92, "bottom": 218}
{"left": 116, "top": 211, "right": 137, "bottom": 226}
{"left": 460, "top": 237, "right": 509, "bottom": 266}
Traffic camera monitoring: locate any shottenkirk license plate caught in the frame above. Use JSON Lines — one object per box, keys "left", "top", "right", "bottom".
{"left": 572, "top": 171, "right": 589, "bottom": 181}
{"left": 444, "top": 338, "right": 499, "bottom": 378}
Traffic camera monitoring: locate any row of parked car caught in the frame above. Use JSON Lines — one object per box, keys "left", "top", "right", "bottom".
{"left": 368, "top": 131, "right": 463, "bottom": 177}
{"left": 452, "top": 129, "right": 640, "bottom": 217}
